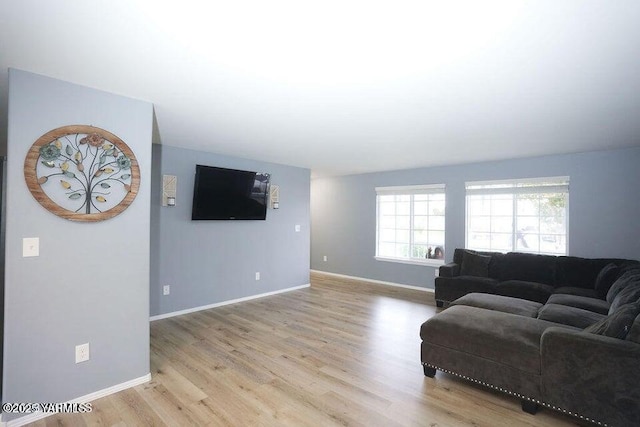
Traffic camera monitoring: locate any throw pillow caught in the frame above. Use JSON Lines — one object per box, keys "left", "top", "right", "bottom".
{"left": 627, "top": 315, "right": 640, "bottom": 344}
{"left": 460, "top": 250, "right": 491, "bottom": 277}
{"left": 609, "top": 282, "right": 640, "bottom": 314}
{"left": 585, "top": 301, "right": 640, "bottom": 339}
{"left": 594, "top": 263, "right": 620, "bottom": 299}
{"left": 606, "top": 270, "right": 640, "bottom": 303}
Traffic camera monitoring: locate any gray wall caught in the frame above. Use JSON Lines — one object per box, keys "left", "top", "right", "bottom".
{"left": 150, "top": 144, "right": 310, "bottom": 317}
{"left": 3, "top": 70, "right": 152, "bottom": 413}
{"left": 311, "top": 147, "right": 640, "bottom": 289}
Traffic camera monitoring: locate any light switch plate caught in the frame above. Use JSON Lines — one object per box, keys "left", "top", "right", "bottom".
{"left": 295, "top": 224, "right": 301, "bottom": 232}
{"left": 23, "top": 237, "right": 39, "bottom": 257}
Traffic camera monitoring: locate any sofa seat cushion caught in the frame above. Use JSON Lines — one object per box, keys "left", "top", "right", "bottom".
{"left": 537, "top": 304, "right": 605, "bottom": 329}
{"left": 585, "top": 301, "right": 640, "bottom": 339}
{"left": 420, "top": 305, "right": 572, "bottom": 374}
{"left": 434, "top": 276, "right": 498, "bottom": 303}
{"left": 546, "top": 294, "right": 610, "bottom": 315}
{"left": 451, "top": 293, "right": 542, "bottom": 318}
{"left": 552, "top": 286, "right": 598, "bottom": 299}
{"left": 495, "top": 280, "right": 554, "bottom": 304}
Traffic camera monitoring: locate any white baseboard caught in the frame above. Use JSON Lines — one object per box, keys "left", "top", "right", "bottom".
{"left": 310, "top": 269, "right": 435, "bottom": 293}
{"left": 150, "top": 283, "right": 311, "bottom": 321}
{"left": 4, "top": 373, "right": 151, "bottom": 427}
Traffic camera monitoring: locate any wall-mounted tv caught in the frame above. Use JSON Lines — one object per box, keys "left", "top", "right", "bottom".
{"left": 191, "top": 165, "right": 270, "bottom": 220}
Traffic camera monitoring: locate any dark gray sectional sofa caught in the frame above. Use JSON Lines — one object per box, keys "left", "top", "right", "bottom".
{"left": 421, "top": 249, "right": 640, "bottom": 426}
{"left": 435, "top": 248, "right": 635, "bottom": 307}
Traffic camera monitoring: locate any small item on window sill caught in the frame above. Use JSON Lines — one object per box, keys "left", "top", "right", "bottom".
{"left": 434, "top": 246, "right": 444, "bottom": 259}
{"left": 427, "top": 247, "right": 433, "bottom": 259}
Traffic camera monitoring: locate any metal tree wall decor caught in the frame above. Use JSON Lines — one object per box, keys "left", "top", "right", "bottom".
{"left": 24, "top": 125, "right": 140, "bottom": 222}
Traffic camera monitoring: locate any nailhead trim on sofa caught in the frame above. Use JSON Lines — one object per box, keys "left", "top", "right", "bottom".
{"left": 422, "top": 363, "right": 606, "bottom": 426}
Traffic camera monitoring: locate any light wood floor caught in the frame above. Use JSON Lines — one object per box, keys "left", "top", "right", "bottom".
{"left": 28, "top": 272, "right": 580, "bottom": 426}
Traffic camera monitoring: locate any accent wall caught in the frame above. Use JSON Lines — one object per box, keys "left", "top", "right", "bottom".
{"left": 3, "top": 69, "right": 152, "bottom": 421}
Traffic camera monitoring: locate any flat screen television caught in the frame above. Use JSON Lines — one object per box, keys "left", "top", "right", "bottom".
{"left": 191, "top": 165, "right": 270, "bottom": 220}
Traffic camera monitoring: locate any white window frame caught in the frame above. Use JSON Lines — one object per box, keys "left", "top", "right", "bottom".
{"left": 375, "top": 184, "right": 446, "bottom": 267}
{"left": 465, "top": 176, "right": 569, "bottom": 255}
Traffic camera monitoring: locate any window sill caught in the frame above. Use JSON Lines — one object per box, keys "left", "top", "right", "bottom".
{"left": 374, "top": 256, "right": 444, "bottom": 267}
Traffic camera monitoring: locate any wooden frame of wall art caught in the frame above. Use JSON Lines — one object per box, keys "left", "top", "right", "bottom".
{"left": 24, "top": 124, "right": 140, "bottom": 222}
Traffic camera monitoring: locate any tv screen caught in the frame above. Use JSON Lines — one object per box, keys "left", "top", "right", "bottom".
{"left": 191, "top": 165, "right": 270, "bottom": 220}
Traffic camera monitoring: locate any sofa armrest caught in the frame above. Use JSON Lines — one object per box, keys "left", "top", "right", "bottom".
{"left": 541, "top": 327, "right": 640, "bottom": 426}
{"left": 439, "top": 262, "right": 460, "bottom": 278}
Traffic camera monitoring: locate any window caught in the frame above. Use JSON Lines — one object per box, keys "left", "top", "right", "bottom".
{"left": 465, "top": 177, "right": 569, "bottom": 255}
{"left": 375, "top": 184, "right": 445, "bottom": 265}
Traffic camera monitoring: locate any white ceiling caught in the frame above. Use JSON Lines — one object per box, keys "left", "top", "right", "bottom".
{"left": 1, "top": 1, "right": 639, "bottom": 177}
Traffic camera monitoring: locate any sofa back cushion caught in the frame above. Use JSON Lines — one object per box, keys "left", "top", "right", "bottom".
{"left": 452, "top": 249, "right": 638, "bottom": 290}
{"left": 584, "top": 301, "right": 640, "bottom": 339}
{"left": 555, "top": 257, "right": 628, "bottom": 290}
{"left": 489, "top": 252, "right": 556, "bottom": 284}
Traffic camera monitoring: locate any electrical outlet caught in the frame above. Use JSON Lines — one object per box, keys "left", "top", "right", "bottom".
{"left": 323, "top": 255, "right": 327, "bottom": 262}
{"left": 163, "top": 285, "right": 170, "bottom": 295}
{"left": 434, "top": 269, "right": 440, "bottom": 277}
{"left": 75, "top": 343, "right": 90, "bottom": 364}
{"left": 295, "top": 224, "right": 301, "bottom": 232}
{"left": 255, "top": 272, "right": 260, "bottom": 281}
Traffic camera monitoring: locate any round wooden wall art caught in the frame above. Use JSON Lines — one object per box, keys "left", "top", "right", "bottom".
{"left": 24, "top": 125, "right": 140, "bottom": 222}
